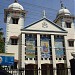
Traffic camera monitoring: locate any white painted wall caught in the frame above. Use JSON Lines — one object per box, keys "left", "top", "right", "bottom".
{"left": 5, "top": 12, "right": 25, "bottom": 61}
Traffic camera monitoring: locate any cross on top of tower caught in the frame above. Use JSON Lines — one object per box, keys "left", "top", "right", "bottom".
{"left": 60, "top": 0, "right": 64, "bottom": 8}
{"left": 43, "top": 10, "right": 46, "bottom": 18}
{"left": 14, "top": 0, "right": 18, "bottom": 3}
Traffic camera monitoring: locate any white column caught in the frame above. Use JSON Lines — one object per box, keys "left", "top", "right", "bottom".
{"left": 74, "top": 28, "right": 75, "bottom": 52}
{"left": 37, "top": 34, "right": 41, "bottom": 75}
{"left": 64, "top": 36, "right": 71, "bottom": 75}
{"left": 21, "top": 33, "right": 25, "bottom": 75}
{"left": 51, "top": 35, "right": 57, "bottom": 75}
{"left": 21, "top": 33, "right": 25, "bottom": 68}
{"left": 5, "top": 16, "right": 11, "bottom": 53}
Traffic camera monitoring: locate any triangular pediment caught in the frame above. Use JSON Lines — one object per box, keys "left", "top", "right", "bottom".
{"left": 22, "top": 18, "right": 67, "bottom": 33}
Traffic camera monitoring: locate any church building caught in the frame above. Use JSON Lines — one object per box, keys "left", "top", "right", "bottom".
{"left": 4, "top": 0, "right": 75, "bottom": 75}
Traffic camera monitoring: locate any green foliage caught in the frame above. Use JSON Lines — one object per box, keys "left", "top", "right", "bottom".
{"left": 0, "top": 28, "right": 5, "bottom": 53}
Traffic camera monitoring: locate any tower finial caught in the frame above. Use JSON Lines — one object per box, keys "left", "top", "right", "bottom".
{"left": 60, "top": 0, "right": 64, "bottom": 8}
{"left": 14, "top": 0, "right": 18, "bottom": 3}
{"left": 43, "top": 10, "right": 46, "bottom": 18}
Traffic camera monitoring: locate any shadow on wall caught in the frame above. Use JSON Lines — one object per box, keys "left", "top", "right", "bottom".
{"left": 0, "top": 69, "right": 12, "bottom": 75}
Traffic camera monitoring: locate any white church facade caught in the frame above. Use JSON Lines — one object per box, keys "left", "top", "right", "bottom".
{"left": 4, "top": 0, "right": 75, "bottom": 75}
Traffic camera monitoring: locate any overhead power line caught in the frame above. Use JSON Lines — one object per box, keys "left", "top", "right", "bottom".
{"left": 19, "top": 0, "right": 58, "bottom": 11}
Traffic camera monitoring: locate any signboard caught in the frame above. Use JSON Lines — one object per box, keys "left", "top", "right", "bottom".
{"left": 0, "top": 53, "right": 14, "bottom": 66}
{"left": 41, "top": 38, "right": 50, "bottom": 58}
{"left": 55, "top": 39, "right": 64, "bottom": 58}
{"left": 26, "top": 39, "right": 35, "bottom": 58}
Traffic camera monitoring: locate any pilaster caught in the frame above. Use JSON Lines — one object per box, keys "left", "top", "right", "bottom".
{"left": 51, "top": 35, "right": 57, "bottom": 75}
{"left": 37, "top": 34, "right": 41, "bottom": 75}
{"left": 21, "top": 33, "right": 25, "bottom": 68}
{"left": 64, "top": 36, "right": 71, "bottom": 75}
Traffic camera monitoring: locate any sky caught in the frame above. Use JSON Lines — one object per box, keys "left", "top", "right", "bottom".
{"left": 0, "top": 0, "right": 75, "bottom": 36}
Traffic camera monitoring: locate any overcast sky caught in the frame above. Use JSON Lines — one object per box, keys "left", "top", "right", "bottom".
{"left": 0, "top": 0, "right": 74, "bottom": 36}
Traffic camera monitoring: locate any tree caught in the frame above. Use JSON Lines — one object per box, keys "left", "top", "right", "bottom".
{"left": 0, "top": 28, "right": 5, "bottom": 53}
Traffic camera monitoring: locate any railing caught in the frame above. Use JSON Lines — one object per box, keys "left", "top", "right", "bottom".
{"left": 0, "top": 67, "right": 71, "bottom": 75}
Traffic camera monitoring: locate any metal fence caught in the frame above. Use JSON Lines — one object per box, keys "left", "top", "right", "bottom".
{"left": 0, "top": 67, "right": 71, "bottom": 75}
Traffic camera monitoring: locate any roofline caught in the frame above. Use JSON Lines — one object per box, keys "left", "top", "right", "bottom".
{"left": 21, "top": 29, "right": 67, "bottom": 33}
{"left": 24, "top": 18, "right": 46, "bottom": 28}
{"left": 54, "top": 14, "right": 75, "bottom": 23}
{"left": 23, "top": 17, "right": 66, "bottom": 32}
{"left": 4, "top": 9, "right": 27, "bottom": 23}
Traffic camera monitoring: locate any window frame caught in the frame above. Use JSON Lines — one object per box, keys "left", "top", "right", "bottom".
{"left": 65, "top": 22, "right": 71, "bottom": 28}
{"left": 12, "top": 17, "right": 19, "bottom": 24}
{"left": 68, "top": 40, "right": 74, "bottom": 47}
{"left": 11, "top": 38, "right": 18, "bottom": 45}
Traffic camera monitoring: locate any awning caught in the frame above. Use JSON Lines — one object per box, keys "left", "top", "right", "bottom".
{"left": 14, "top": 59, "right": 18, "bottom": 62}
{"left": 68, "top": 39, "right": 75, "bottom": 41}
{"left": 10, "top": 36, "right": 18, "bottom": 39}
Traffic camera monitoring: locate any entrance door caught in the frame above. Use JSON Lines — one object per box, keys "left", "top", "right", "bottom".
{"left": 56, "top": 64, "right": 68, "bottom": 75}
{"left": 41, "top": 64, "right": 53, "bottom": 75}
{"left": 25, "top": 64, "right": 38, "bottom": 75}
{"left": 41, "top": 64, "right": 47, "bottom": 75}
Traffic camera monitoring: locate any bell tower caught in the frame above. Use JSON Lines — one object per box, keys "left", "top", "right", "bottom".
{"left": 54, "top": 1, "right": 75, "bottom": 39}
{"left": 54, "top": 1, "right": 75, "bottom": 75}
{"left": 4, "top": 0, "right": 26, "bottom": 68}
{"left": 54, "top": 1, "right": 75, "bottom": 38}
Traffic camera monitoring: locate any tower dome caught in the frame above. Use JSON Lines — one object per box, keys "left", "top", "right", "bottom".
{"left": 8, "top": 0, "right": 24, "bottom": 10}
{"left": 57, "top": 1, "right": 71, "bottom": 17}
{"left": 57, "top": 7, "right": 71, "bottom": 16}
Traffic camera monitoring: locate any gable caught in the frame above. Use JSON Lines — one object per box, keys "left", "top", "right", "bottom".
{"left": 22, "top": 18, "right": 67, "bottom": 33}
